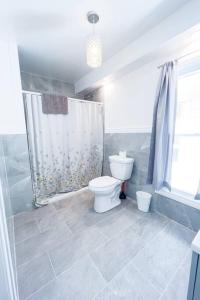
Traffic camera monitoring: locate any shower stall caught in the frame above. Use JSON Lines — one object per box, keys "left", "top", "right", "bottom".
{"left": 23, "top": 91, "right": 104, "bottom": 207}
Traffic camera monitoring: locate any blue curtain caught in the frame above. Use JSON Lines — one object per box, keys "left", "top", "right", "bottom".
{"left": 147, "top": 61, "right": 177, "bottom": 190}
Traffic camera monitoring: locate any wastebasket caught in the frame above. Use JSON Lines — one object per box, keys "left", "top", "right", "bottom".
{"left": 136, "top": 191, "right": 152, "bottom": 212}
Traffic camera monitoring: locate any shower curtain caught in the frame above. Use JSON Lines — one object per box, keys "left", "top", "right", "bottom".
{"left": 24, "top": 93, "right": 103, "bottom": 206}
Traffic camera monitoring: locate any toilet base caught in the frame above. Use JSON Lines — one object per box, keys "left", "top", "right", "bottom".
{"left": 94, "top": 196, "right": 121, "bottom": 213}
{"left": 94, "top": 185, "right": 121, "bottom": 213}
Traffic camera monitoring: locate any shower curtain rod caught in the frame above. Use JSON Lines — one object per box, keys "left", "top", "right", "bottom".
{"left": 157, "top": 49, "right": 200, "bottom": 69}
{"left": 22, "top": 90, "right": 103, "bottom": 105}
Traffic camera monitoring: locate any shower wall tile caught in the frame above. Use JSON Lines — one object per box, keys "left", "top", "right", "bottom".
{"left": 1, "top": 134, "right": 33, "bottom": 214}
{"left": 103, "top": 132, "right": 200, "bottom": 231}
{"left": 0, "top": 139, "right": 13, "bottom": 218}
{"left": 151, "top": 193, "right": 200, "bottom": 232}
{"left": 103, "top": 132, "right": 151, "bottom": 199}
{"left": 21, "top": 72, "right": 75, "bottom": 97}
{"left": 0, "top": 138, "right": 17, "bottom": 290}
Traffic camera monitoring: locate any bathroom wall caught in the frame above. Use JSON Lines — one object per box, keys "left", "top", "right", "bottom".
{"left": 151, "top": 193, "right": 200, "bottom": 231}
{"left": 21, "top": 71, "right": 75, "bottom": 97}
{"left": 1, "top": 135, "right": 33, "bottom": 214}
{"left": 0, "top": 134, "right": 33, "bottom": 215}
{"left": 0, "top": 140, "right": 18, "bottom": 297}
{"left": 0, "top": 45, "right": 33, "bottom": 216}
{"left": 100, "top": 60, "right": 159, "bottom": 199}
{"left": 17, "top": 71, "right": 77, "bottom": 213}
{"left": 0, "top": 40, "right": 26, "bottom": 299}
{"left": 0, "top": 41, "right": 33, "bottom": 217}
{"left": 103, "top": 60, "right": 159, "bottom": 134}
{"left": 103, "top": 133, "right": 152, "bottom": 196}
{"left": 101, "top": 58, "right": 200, "bottom": 231}
{"left": 83, "top": 87, "right": 104, "bottom": 102}
{"left": 103, "top": 132, "right": 200, "bottom": 231}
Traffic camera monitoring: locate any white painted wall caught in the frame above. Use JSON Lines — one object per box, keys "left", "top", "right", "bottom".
{"left": 75, "top": 0, "right": 200, "bottom": 93}
{"left": 104, "top": 60, "right": 161, "bottom": 133}
{"left": 0, "top": 40, "right": 26, "bottom": 135}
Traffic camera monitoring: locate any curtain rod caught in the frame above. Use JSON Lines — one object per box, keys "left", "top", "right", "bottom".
{"left": 157, "top": 49, "right": 200, "bottom": 69}
{"left": 22, "top": 90, "right": 103, "bottom": 105}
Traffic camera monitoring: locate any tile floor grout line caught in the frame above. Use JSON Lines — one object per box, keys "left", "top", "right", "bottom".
{"left": 14, "top": 214, "right": 41, "bottom": 245}
{"left": 15, "top": 222, "right": 73, "bottom": 251}
{"left": 88, "top": 218, "right": 142, "bottom": 255}
{"left": 46, "top": 251, "right": 57, "bottom": 279}
{"left": 85, "top": 214, "right": 145, "bottom": 255}
{"left": 16, "top": 252, "right": 45, "bottom": 269}
{"left": 89, "top": 253, "right": 115, "bottom": 300}
{"left": 22, "top": 250, "right": 61, "bottom": 300}
{"left": 158, "top": 248, "right": 192, "bottom": 299}
{"left": 71, "top": 205, "right": 127, "bottom": 232}
{"left": 90, "top": 212, "right": 171, "bottom": 275}
{"left": 91, "top": 232, "right": 163, "bottom": 300}
{"left": 51, "top": 228, "right": 111, "bottom": 278}
{"left": 74, "top": 200, "right": 139, "bottom": 238}
{"left": 16, "top": 192, "right": 195, "bottom": 300}
{"left": 64, "top": 202, "right": 131, "bottom": 239}
{"left": 94, "top": 228, "right": 111, "bottom": 243}
{"left": 34, "top": 216, "right": 42, "bottom": 234}
{"left": 24, "top": 278, "right": 55, "bottom": 300}
{"left": 123, "top": 219, "right": 192, "bottom": 298}
{"left": 34, "top": 205, "right": 73, "bottom": 232}
{"left": 89, "top": 223, "right": 164, "bottom": 290}
{"left": 17, "top": 226, "right": 106, "bottom": 275}
{"left": 87, "top": 254, "right": 109, "bottom": 283}
{"left": 52, "top": 250, "right": 89, "bottom": 278}
{"left": 91, "top": 285, "right": 116, "bottom": 300}
{"left": 131, "top": 192, "right": 196, "bottom": 234}
{"left": 109, "top": 221, "right": 170, "bottom": 296}
{"left": 103, "top": 219, "right": 170, "bottom": 280}
{"left": 17, "top": 213, "right": 169, "bottom": 290}
{"left": 154, "top": 211, "right": 196, "bottom": 234}
{"left": 97, "top": 216, "right": 142, "bottom": 241}
{"left": 15, "top": 229, "right": 40, "bottom": 246}
{"left": 133, "top": 264, "right": 162, "bottom": 296}
{"left": 12, "top": 216, "right": 20, "bottom": 299}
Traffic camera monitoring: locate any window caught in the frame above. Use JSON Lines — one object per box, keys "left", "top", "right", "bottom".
{"left": 171, "top": 69, "right": 200, "bottom": 196}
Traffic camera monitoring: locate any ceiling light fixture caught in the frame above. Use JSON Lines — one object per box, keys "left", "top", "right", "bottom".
{"left": 86, "top": 11, "right": 102, "bottom": 68}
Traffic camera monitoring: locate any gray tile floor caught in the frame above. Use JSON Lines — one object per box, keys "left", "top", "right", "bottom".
{"left": 14, "top": 189, "right": 196, "bottom": 300}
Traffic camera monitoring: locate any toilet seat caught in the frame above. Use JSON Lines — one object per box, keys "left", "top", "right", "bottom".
{"left": 89, "top": 176, "right": 121, "bottom": 190}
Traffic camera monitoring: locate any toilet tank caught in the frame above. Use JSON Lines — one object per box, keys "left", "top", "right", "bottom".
{"left": 109, "top": 155, "right": 134, "bottom": 180}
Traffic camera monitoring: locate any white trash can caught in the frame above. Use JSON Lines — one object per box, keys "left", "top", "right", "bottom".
{"left": 136, "top": 191, "right": 152, "bottom": 212}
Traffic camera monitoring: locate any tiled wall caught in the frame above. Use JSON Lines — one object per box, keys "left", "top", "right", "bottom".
{"left": 0, "top": 134, "right": 33, "bottom": 215}
{"left": 0, "top": 139, "right": 17, "bottom": 289}
{"left": 151, "top": 193, "right": 200, "bottom": 231}
{"left": 103, "top": 132, "right": 200, "bottom": 231}
{"left": 103, "top": 133, "right": 153, "bottom": 197}
{"left": 12, "top": 71, "right": 76, "bottom": 214}
{"left": 83, "top": 87, "right": 104, "bottom": 102}
{"left": 21, "top": 72, "right": 75, "bottom": 97}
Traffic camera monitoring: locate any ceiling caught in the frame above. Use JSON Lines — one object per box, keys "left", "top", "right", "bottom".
{"left": 0, "top": 0, "right": 189, "bottom": 83}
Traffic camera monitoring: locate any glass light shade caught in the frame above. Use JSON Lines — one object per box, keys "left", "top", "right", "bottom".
{"left": 86, "top": 36, "right": 102, "bottom": 68}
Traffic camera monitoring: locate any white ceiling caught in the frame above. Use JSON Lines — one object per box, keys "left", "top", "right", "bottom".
{"left": 0, "top": 0, "right": 189, "bottom": 83}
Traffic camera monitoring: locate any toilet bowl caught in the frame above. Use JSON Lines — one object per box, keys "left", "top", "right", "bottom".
{"left": 89, "top": 176, "right": 121, "bottom": 213}
{"left": 89, "top": 154, "right": 134, "bottom": 213}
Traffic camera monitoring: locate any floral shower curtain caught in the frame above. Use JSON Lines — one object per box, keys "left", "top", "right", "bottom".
{"left": 24, "top": 93, "right": 103, "bottom": 206}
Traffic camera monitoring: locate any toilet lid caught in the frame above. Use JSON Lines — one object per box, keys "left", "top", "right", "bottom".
{"left": 89, "top": 176, "right": 121, "bottom": 188}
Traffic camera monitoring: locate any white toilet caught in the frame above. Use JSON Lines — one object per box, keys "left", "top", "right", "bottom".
{"left": 89, "top": 154, "right": 134, "bottom": 213}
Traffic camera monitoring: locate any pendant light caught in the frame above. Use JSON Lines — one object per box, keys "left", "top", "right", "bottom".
{"left": 86, "top": 11, "right": 102, "bottom": 68}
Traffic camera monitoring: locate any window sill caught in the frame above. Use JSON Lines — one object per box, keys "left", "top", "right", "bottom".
{"left": 155, "top": 188, "right": 200, "bottom": 210}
